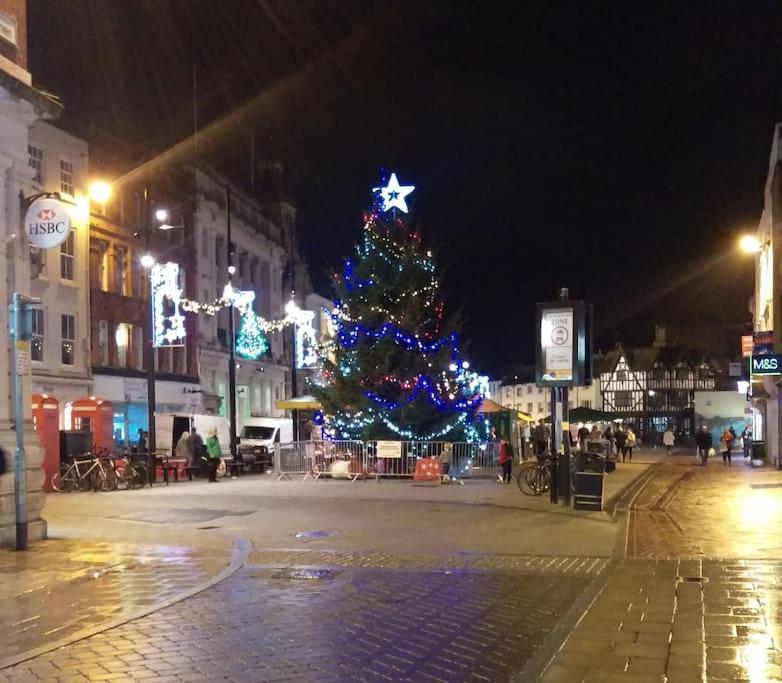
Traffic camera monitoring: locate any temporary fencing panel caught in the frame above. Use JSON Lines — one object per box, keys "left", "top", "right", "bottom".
{"left": 273, "top": 440, "right": 365, "bottom": 481}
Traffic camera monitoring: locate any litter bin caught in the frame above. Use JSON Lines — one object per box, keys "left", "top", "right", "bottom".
{"left": 752, "top": 441, "right": 766, "bottom": 467}
{"left": 574, "top": 451, "right": 605, "bottom": 511}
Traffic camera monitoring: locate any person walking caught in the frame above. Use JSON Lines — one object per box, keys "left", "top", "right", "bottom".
{"left": 695, "top": 426, "right": 711, "bottom": 465}
{"left": 603, "top": 426, "right": 616, "bottom": 461}
{"left": 498, "top": 439, "right": 513, "bottom": 484}
{"left": 439, "top": 442, "right": 454, "bottom": 483}
{"left": 188, "top": 426, "right": 204, "bottom": 472}
{"left": 615, "top": 427, "right": 627, "bottom": 463}
{"left": 205, "top": 427, "right": 222, "bottom": 482}
{"left": 625, "top": 428, "right": 637, "bottom": 462}
{"left": 175, "top": 430, "right": 190, "bottom": 461}
{"left": 663, "top": 426, "right": 675, "bottom": 455}
{"left": 521, "top": 421, "right": 531, "bottom": 460}
{"left": 534, "top": 421, "right": 548, "bottom": 457}
{"left": 720, "top": 428, "right": 734, "bottom": 466}
{"left": 741, "top": 424, "right": 752, "bottom": 459}
{"left": 577, "top": 424, "right": 590, "bottom": 453}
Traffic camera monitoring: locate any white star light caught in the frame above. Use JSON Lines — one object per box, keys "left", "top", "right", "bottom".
{"left": 374, "top": 173, "right": 415, "bottom": 213}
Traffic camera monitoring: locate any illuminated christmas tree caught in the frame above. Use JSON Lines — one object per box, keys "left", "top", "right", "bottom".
{"left": 310, "top": 173, "right": 486, "bottom": 441}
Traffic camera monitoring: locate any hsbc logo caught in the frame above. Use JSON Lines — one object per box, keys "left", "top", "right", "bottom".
{"left": 23, "top": 197, "right": 71, "bottom": 249}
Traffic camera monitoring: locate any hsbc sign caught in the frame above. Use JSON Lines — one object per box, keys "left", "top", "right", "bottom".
{"left": 24, "top": 197, "right": 71, "bottom": 249}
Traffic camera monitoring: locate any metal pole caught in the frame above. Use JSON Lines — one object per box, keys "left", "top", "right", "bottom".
{"left": 145, "top": 184, "right": 157, "bottom": 483}
{"left": 549, "top": 387, "right": 559, "bottom": 503}
{"left": 11, "top": 293, "right": 27, "bottom": 550}
{"left": 561, "top": 386, "right": 571, "bottom": 506}
{"left": 291, "top": 321, "right": 298, "bottom": 441}
{"left": 226, "top": 186, "right": 238, "bottom": 459}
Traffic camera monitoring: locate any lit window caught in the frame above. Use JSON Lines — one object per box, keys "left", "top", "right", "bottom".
{"left": 60, "top": 231, "right": 74, "bottom": 281}
{"left": 31, "top": 308, "right": 44, "bottom": 362}
{"left": 28, "top": 145, "right": 43, "bottom": 184}
{"left": 61, "top": 314, "right": 75, "bottom": 365}
{"left": 115, "top": 323, "right": 130, "bottom": 368}
{"left": 59, "top": 159, "right": 74, "bottom": 196}
{"left": 115, "top": 246, "right": 129, "bottom": 295}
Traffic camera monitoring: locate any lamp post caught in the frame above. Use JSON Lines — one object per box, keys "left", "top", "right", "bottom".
{"left": 285, "top": 298, "right": 299, "bottom": 441}
{"left": 226, "top": 186, "right": 238, "bottom": 460}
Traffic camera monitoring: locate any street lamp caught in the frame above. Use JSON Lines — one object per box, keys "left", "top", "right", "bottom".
{"left": 739, "top": 235, "right": 768, "bottom": 254}
{"left": 140, "top": 251, "right": 157, "bottom": 483}
{"left": 88, "top": 180, "right": 112, "bottom": 205}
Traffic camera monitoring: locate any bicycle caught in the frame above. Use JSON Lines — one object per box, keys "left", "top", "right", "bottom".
{"left": 51, "top": 453, "right": 109, "bottom": 492}
{"left": 516, "top": 452, "right": 577, "bottom": 497}
{"left": 116, "top": 457, "right": 148, "bottom": 489}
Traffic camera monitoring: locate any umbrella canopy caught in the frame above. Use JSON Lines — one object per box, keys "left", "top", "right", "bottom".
{"left": 275, "top": 395, "right": 321, "bottom": 410}
{"left": 478, "top": 398, "right": 506, "bottom": 413}
{"left": 567, "top": 406, "right": 615, "bottom": 423}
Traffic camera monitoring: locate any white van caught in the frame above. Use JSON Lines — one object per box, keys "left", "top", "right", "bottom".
{"left": 156, "top": 413, "right": 231, "bottom": 459}
{"left": 238, "top": 416, "right": 293, "bottom": 470}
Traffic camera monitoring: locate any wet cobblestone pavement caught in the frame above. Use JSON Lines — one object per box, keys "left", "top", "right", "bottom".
{"left": 1, "top": 557, "right": 594, "bottom": 682}
{"left": 0, "top": 538, "right": 231, "bottom": 666}
{"left": 544, "top": 456, "right": 782, "bottom": 682}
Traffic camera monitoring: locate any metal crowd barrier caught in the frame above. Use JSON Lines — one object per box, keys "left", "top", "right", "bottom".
{"left": 272, "top": 439, "right": 504, "bottom": 482}
{"left": 273, "top": 440, "right": 366, "bottom": 482}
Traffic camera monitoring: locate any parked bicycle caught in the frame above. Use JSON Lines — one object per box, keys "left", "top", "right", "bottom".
{"left": 516, "top": 452, "right": 577, "bottom": 497}
{"left": 51, "top": 453, "right": 111, "bottom": 492}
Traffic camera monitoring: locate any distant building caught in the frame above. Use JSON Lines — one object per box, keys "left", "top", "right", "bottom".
{"left": 598, "top": 326, "right": 719, "bottom": 437}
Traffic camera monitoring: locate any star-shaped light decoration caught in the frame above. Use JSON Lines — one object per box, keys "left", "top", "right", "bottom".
{"left": 373, "top": 172, "right": 415, "bottom": 213}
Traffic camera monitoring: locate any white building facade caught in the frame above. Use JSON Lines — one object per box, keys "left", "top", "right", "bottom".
{"left": 27, "top": 121, "right": 92, "bottom": 423}
{"left": 496, "top": 377, "right": 602, "bottom": 422}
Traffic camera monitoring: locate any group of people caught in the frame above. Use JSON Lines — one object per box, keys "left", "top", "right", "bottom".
{"left": 174, "top": 427, "right": 223, "bottom": 482}
{"left": 695, "top": 424, "right": 752, "bottom": 466}
{"left": 575, "top": 424, "right": 638, "bottom": 462}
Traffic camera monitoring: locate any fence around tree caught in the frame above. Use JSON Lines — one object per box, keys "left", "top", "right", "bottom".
{"left": 272, "top": 440, "right": 502, "bottom": 481}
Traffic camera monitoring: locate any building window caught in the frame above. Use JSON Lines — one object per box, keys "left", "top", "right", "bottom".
{"left": 616, "top": 370, "right": 628, "bottom": 382}
{"left": 114, "top": 246, "right": 129, "bottom": 295}
{"left": 675, "top": 367, "right": 691, "bottom": 381}
{"left": 516, "top": 387, "right": 522, "bottom": 397}
{"left": 60, "top": 231, "right": 75, "bottom": 281}
{"left": 538, "top": 387, "right": 543, "bottom": 394}
{"left": 527, "top": 402, "right": 533, "bottom": 414}
{"left": 90, "top": 239, "right": 109, "bottom": 291}
{"left": 115, "top": 323, "right": 130, "bottom": 368}
{"left": 581, "top": 400, "right": 592, "bottom": 409}
{"left": 28, "top": 145, "right": 43, "bottom": 184}
{"left": 59, "top": 159, "right": 74, "bottom": 196}
{"left": 133, "top": 326, "right": 144, "bottom": 370}
{"left": 98, "top": 320, "right": 108, "bottom": 365}
{"left": 527, "top": 385, "right": 532, "bottom": 394}
{"left": 615, "top": 391, "right": 633, "bottom": 408}
{"left": 505, "top": 388, "right": 511, "bottom": 398}
{"left": 61, "top": 314, "right": 75, "bottom": 365}
{"left": 537, "top": 402, "right": 543, "bottom": 413}
{"left": 31, "top": 308, "right": 44, "bottom": 362}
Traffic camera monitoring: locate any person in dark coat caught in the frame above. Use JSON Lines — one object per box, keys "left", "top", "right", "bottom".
{"left": 695, "top": 426, "right": 712, "bottom": 465}
{"left": 615, "top": 428, "right": 628, "bottom": 463}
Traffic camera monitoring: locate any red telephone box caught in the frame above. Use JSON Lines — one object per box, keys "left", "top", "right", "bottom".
{"left": 69, "top": 397, "right": 114, "bottom": 452}
{"left": 32, "top": 394, "right": 60, "bottom": 492}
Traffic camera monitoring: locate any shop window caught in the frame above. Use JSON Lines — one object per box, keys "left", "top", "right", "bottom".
{"left": 115, "top": 323, "right": 130, "bottom": 368}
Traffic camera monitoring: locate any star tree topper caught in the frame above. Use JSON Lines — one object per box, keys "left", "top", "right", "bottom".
{"left": 373, "top": 172, "right": 415, "bottom": 213}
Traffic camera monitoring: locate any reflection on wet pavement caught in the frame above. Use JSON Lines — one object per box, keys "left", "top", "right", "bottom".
{"left": 0, "top": 539, "right": 227, "bottom": 662}
{"left": 545, "top": 457, "right": 782, "bottom": 682}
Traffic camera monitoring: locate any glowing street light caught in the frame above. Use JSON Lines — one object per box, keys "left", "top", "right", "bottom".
{"left": 140, "top": 253, "right": 155, "bottom": 269}
{"left": 740, "top": 235, "right": 765, "bottom": 254}
{"left": 87, "top": 180, "right": 112, "bottom": 204}
{"left": 155, "top": 208, "right": 169, "bottom": 223}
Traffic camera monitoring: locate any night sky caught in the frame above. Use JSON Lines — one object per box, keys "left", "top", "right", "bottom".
{"left": 28, "top": 1, "right": 782, "bottom": 376}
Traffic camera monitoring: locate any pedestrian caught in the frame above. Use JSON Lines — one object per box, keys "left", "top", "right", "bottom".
{"left": 439, "top": 442, "right": 454, "bottom": 483}
{"left": 625, "top": 428, "right": 637, "bottom": 462}
{"left": 649, "top": 424, "right": 659, "bottom": 449}
{"left": 205, "top": 427, "right": 222, "bottom": 482}
{"left": 577, "top": 423, "right": 590, "bottom": 453}
{"left": 588, "top": 425, "right": 601, "bottom": 442}
{"left": 521, "top": 420, "right": 531, "bottom": 460}
{"left": 175, "top": 430, "right": 190, "bottom": 461}
{"left": 137, "top": 427, "right": 148, "bottom": 454}
{"left": 663, "top": 426, "right": 675, "bottom": 455}
{"left": 534, "top": 420, "right": 548, "bottom": 457}
{"left": 741, "top": 423, "right": 752, "bottom": 459}
{"left": 720, "top": 428, "right": 734, "bottom": 466}
{"left": 603, "top": 426, "right": 616, "bottom": 460}
{"left": 615, "top": 427, "right": 627, "bottom": 463}
{"left": 498, "top": 438, "right": 513, "bottom": 484}
{"left": 695, "top": 425, "right": 711, "bottom": 465}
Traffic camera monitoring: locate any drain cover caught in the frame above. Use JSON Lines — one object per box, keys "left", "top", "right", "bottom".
{"left": 679, "top": 576, "right": 708, "bottom": 583}
{"left": 272, "top": 568, "right": 336, "bottom": 580}
{"left": 295, "top": 530, "right": 338, "bottom": 538}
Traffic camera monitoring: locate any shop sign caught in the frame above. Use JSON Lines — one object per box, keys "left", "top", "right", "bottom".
{"left": 24, "top": 197, "right": 71, "bottom": 249}
{"left": 753, "top": 330, "right": 774, "bottom": 356}
{"left": 741, "top": 335, "right": 753, "bottom": 358}
{"left": 750, "top": 354, "right": 782, "bottom": 376}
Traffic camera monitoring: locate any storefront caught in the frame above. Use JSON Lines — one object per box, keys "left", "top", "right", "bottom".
{"left": 91, "top": 375, "right": 202, "bottom": 447}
